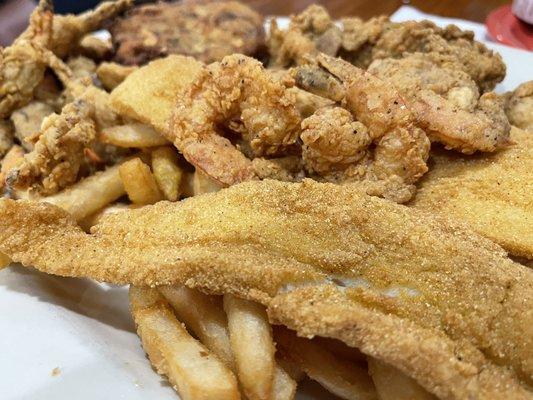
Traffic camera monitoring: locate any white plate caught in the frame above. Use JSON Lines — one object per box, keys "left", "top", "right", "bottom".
{"left": 1, "top": 12, "right": 532, "bottom": 400}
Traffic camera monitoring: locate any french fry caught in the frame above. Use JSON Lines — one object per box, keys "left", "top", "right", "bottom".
{"left": 224, "top": 294, "right": 276, "bottom": 400}
{"left": 274, "top": 327, "right": 377, "bottom": 400}
{"left": 159, "top": 286, "right": 234, "bottom": 369}
{"left": 100, "top": 123, "right": 169, "bottom": 148}
{"left": 43, "top": 164, "right": 125, "bottom": 221}
{"left": 272, "top": 363, "right": 297, "bottom": 400}
{"left": 193, "top": 169, "right": 223, "bottom": 195}
{"left": 368, "top": 357, "right": 436, "bottom": 400}
{"left": 129, "top": 287, "right": 240, "bottom": 400}
{"left": 151, "top": 147, "right": 183, "bottom": 201}
{"left": 119, "top": 158, "right": 162, "bottom": 205}
{"left": 78, "top": 203, "right": 131, "bottom": 232}
{"left": 0, "top": 252, "right": 11, "bottom": 269}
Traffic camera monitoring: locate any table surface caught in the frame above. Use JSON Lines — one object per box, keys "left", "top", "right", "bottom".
{"left": 247, "top": 0, "right": 510, "bottom": 23}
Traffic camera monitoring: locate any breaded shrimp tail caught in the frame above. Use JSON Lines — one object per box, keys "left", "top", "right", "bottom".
{"left": 0, "top": 180, "right": 531, "bottom": 399}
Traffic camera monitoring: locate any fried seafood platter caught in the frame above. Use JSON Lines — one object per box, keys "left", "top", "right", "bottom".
{"left": 0, "top": 1, "right": 532, "bottom": 400}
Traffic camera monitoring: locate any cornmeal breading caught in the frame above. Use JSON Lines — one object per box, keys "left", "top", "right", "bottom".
{"left": 0, "top": 179, "right": 530, "bottom": 399}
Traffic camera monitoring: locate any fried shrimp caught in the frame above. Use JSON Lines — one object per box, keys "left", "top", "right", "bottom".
{"left": 301, "top": 107, "right": 371, "bottom": 175}
{"left": 368, "top": 54, "right": 511, "bottom": 153}
{"left": 0, "top": 0, "right": 53, "bottom": 118}
{"left": 294, "top": 54, "right": 430, "bottom": 202}
{"left": 170, "top": 54, "right": 301, "bottom": 186}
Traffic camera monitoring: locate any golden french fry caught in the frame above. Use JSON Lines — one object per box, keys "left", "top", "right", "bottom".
{"left": 272, "top": 363, "right": 297, "bottom": 400}
{"left": 100, "top": 124, "right": 169, "bottom": 148}
{"left": 0, "top": 252, "right": 11, "bottom": 269}
{"left": 43, "top": 165, "right": 125, "bottom": 221}
{"left": 224, "top": 294, "right": 276, "bottom": 400}
{"left": 110, "top": 55, "right": 203, "bottom": 133}
{"left": 368, "top": 357, "right": 436, "bottom": 400}
{"left": 129, "top": 287, "right": 240, "bottom": 400}
{"left": 151, "top": 147, "right": 183, "bottom": 201}
{"left": 119, "top": 158, "right": 162, "bottom": 205}
{"left": 78, "top": 203, "right": 131, "bottom": 232}
{"left": 193, "top": 169, "right": 223, "bottom": 195}
{"left": 96, "top": 62, "right": 137, "bottom": 91}
{"left": 274, "top": 328, "right": 377, "bottom": 400}
{"left": 159, "top": 286, "right": 234, "bottom": 369}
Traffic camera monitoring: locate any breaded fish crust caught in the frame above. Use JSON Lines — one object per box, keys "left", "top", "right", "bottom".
{"left": 411, "top": 127, "right": 533, "bottom": 259}
{"left": 0, "top": 180, "right": 531, "bottom": 399}
{"left": 109, "top": 0, "right": 265, "bottom": 65}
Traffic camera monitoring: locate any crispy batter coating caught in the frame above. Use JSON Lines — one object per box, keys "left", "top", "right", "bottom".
{"left": 6, "top": 99, "right": 96, "bottom": 195}
{"left": 411, "top": 127, "right": 533, "bottom": 259}
{"left": 340, "top": 16, "right": 388, "bottom": 62}
{"left": 50, "top": 0, "right": 133, "bottom": 59}
{"left": 251, "top": 156, "right": 305, "bottom": 182}
{"left": 268, "top": 5, "right": 342, "bottom": 67}
{"left": 341, "top": 18, "right": 506, "bottom": 92}
{"left": 66, "top": 56, "right": 97, "bottom": 80}
{"left": 50, "top": 55, "right": 122, "bottom": 131}
{"left": 301, "top": 107, "right": 370, "bottom": 174}
{"left": 504, "top": 81, "right": 533, "bottom": 131}
{"left": 0, "top": 179, "right": 531, "bottom": 399}
{"left": 270, "top": 6, "right": 505, "bottom": 92}
{"left": 368, "top": 54, "right": 511, "bottom": 153}
{"left": 0, "top": 0, "right": 53, "bottom": 119}
{"left": 295, "top": 55, "right": 430, "bottom": 203}
{"left": 10, "top": 101, "right": 55, "bottom": 151}
{"left": 110, "top": 0, "right": 265, "bottom": 65}
{"left": 170, "top": 54, "right": 301, "bottom": 186}
{"left": 0, "top": 0, "right": 131, "bottom": 119}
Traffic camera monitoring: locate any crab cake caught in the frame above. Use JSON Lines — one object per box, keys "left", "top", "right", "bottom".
{"left": 109, "top": 0, "right": 265, "bottom": 65}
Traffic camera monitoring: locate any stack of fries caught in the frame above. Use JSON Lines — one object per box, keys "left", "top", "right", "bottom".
{"left": 9, "top": 125, "right": 387, "bottom": 398}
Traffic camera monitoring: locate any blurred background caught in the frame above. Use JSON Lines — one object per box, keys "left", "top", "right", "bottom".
{"left": 0, "top": 0, "right": 516, "bottom": 46}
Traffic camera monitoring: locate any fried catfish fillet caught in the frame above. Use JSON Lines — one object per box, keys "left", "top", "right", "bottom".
{"left": 109, "top": 55, "right": 203, "bottom": 133}
{"left": 0, "top": 180, "right": 531, "bottom": 399}
{"left": 411, "top": 127, "right": 533, "bottom": 259}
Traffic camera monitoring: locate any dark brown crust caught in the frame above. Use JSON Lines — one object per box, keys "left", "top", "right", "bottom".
{"left": 109, "top": 1, "right": 265, "bottom": 65}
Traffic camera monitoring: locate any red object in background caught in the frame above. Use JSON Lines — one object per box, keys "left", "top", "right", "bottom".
{"left": 486, "top": 5, "right": 533, "bottom": 50}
